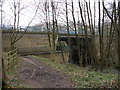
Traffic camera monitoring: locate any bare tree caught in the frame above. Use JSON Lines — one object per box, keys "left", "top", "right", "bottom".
{"left": 65, "top": 0, "right": 71, "bottom": 63}
{"left": 55, "top": 15, "right": 65, "bottom": 62}
{"left": 0, "top": 0, "right": 7, "bottom": 88}
{"left": 71, "top": 0, "right": 81, "bottom": 66}
{"left": 44, "top": 1, "right": 53, "bottom": 55}
{"left": 1, "top": 0, "right": 38, "bottom": 87}
{"left": 0, "top": 0, "right": 2, "bottom": 87}
{"left": 118, "top": 1, "right": 120, "bottom": 88}
{"left": 9, "top": 0, "right": 38, "bottom": 51}
{"left": 51, "top": 1, "right": 56, "bottom": 55}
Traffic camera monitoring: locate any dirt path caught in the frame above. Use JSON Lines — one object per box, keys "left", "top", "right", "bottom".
{"left": 17, "top": 56, "right": 73, "bottom": 88}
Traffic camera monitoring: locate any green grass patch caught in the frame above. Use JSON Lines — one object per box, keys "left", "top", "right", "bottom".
{"left": 30, "top": 55, "right": 118, "bottom": 88}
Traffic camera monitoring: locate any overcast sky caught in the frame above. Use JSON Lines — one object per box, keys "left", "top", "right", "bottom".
{"left": 1, "top": 0, "right": 117, "bottom": 27}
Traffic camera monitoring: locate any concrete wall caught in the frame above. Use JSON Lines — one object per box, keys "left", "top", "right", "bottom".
{"left": 2, "top": 31, "right": 100, "bottom": 56}
{"left": 2, "top": 31, "right": 50, "bottom": 54}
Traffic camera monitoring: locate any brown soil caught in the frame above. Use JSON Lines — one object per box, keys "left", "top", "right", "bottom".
{"left": 17, "top": 56, "right": 73, "bottom": 88}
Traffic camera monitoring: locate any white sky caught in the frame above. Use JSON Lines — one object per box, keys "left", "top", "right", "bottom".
{"left": 1, "top": 0, "right": 117, "bottom": 26}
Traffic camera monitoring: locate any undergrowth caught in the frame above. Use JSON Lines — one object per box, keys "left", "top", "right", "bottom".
{"left": 30, "top": 55, "right": 118, "bottom": 88}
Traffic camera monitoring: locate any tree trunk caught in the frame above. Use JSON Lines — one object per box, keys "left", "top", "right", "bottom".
{"left": 51, "top": 2, "right": 56, "bottom": 55}
{"left": 117, "top": 1, "right": 120, "bottom": 88}
{"left": 71, "top": 1, "right": 81, "bottom": 66}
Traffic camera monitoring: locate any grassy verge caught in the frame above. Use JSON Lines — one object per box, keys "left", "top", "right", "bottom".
{"left": 6, "top": 56, "right": 30, "bottom": 88}
{"left": 30, "top": 55, "right": 118, "bottom": 88}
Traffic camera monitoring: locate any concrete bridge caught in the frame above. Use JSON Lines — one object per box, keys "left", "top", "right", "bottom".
{"left": 2, "top": 30, "right": 93, "bottom": 55}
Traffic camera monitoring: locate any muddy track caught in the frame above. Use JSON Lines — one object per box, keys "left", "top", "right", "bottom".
{"left": 17, "top": 56, "right": 73, "bottom": 88}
